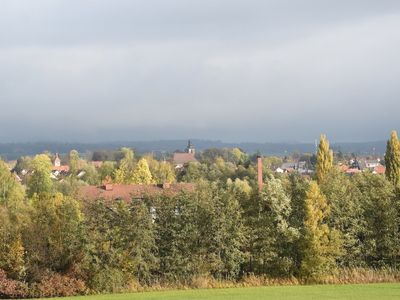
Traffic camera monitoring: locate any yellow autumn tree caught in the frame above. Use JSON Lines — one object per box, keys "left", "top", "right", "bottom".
{"left": 114, "top": 147, "right": 135, "bottom": 184}
{"left": 385, "top": 130, "right": 400, "bottom": 187}
{"left": 131, "top": 158, "right": 155, "bottom": 184}
{"left": 316, "top": 134, "right": 333, "bottom": 184}
{"left": 300, "top": 181, "right": 342, "bottom": 281}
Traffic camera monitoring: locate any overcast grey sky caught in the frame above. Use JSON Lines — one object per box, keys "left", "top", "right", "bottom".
{"left": 0, "top": 0, "right": 399, "bottom": 142}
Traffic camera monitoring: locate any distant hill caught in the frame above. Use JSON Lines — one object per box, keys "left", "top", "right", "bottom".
{"left": 0, "top": 140, "right": 387, "bottom": 160}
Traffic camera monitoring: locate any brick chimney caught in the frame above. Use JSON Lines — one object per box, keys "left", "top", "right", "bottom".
{"left": 257, "top": 156, "right": 263, "bottom": 192}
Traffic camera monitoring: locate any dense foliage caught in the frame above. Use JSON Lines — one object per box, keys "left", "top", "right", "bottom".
{"left": 1, "top": 135, "right": 400, "bottom": 298}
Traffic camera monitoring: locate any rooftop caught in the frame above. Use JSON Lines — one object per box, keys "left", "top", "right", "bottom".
{"left": 78, "top": 183, "right": 195, "bottom": 202}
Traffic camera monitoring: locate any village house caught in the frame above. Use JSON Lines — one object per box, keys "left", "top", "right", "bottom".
{"left": 340, "top": 158, "right": 385, "bottom": 175}
{"left": 51, "top": 153, "right": 70, "bottom": 179}
{"left": 78, "top": 182, "right": 195, "bottom": 202}
{"left": 276, "top": 161, "right": 312, "bottom": 175}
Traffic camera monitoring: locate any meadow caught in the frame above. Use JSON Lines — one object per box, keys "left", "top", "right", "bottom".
{"left": 42, "top": 283, "right": 400, "bottom": 300}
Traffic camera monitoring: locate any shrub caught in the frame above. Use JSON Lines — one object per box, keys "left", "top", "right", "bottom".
{"left": 0, "top": 269, "right": 29, "bottom": 299}
{"left": 89, "top": 268, "right": 127, "bottom": 293}
{"left": 322, "top": 267, "right": 400, "bottom": 284}
{"left": 35, "top": 273, "right": 87, "bottom": 297}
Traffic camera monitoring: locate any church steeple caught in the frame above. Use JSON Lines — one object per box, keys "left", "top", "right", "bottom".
{"left": 186, "top": 140, "right": 195, "bottom": 154}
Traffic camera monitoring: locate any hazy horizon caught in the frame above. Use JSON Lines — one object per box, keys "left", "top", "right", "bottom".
{"left": 1, "top": 0, "right": 399, "bottom": 142}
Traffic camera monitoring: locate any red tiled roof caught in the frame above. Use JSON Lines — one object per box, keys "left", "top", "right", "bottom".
{"left": 173, "top": 153, "right": 197, "bottom": 165}
{"left": 373, "top": 165, "right": 385, "bottom": 175}
{"left": 78, "top": 183, "right": 195, "bottom": 202}
{"left": 52, "top": 165, "right": 70, "bottom": 172}
{"left": 339, "top": 165, "right": 349, "bottom": 172}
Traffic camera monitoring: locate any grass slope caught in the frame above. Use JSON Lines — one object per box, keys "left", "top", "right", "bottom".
{"left": 42, "top": 283, "right": 400, "bottom": 300}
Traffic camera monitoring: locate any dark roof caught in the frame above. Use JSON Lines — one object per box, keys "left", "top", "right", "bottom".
{"left": 78, "top": 183, "right": 195, "bottom": 202}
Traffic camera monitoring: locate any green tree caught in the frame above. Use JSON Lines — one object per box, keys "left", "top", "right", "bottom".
{"left": 385, "top": 130, "right": 400, "bottom": 187}
{"left": 25, "top": 193, "right": 84, "bottom": 272}
{"left": 156, "top": 161, "right": 176, "bottom": 183}
{"left": 83, "top": 200, "right": 127, "bottom": 292}
{"left": 81, "top": 163, "right": 100, "bottom": 185}
{"left": 231, "top": 148, "right": 248, "bottom": 165}
{"left": 0, "top": 160, "right": 24, "bottom": 206}
{"left": 13, "top": 156, "right": 32, "bottom": 175}
{"left": 84, "top": 198, "right": 157, "bottom": 289}
{"left": 68, "top": 149, "right": 80, "bottom": 176}
{"left": 27, "top": 154, "right": 53, "bottom": 197}
{"left": 353, "top": 173, "right": 399, "bottom": 267}
{"left": 122, "top": 199, "right": 158, "bottom": 284}
{"left": 201, "top": 182, "right": 245, "bottom": 279}
{"left": 145, "top": 155, "right": 176, "bottom": 184}
{"left": 154, "top": 182, "right": 245, "bottom": 281}
{"left": 131, "top": 158, "right": 154, "bottom": 184}
{"left": 316, "top": 134, "right": 333, "bottom": 184}
{"left": 99, "top": 161, "right": 116, "bottom": 182}
{"left": 283, "top": 173, "right": 310, "bottom": 272}
{"left": 114, "top": 148, "right": 135, "bottom": 184}
{"left": 179, "top": 162, "right": 207, "bottom": 182}
{"left": 0, "top": 207, "right": 26, "bottom": 280}
{"left": 227, "top": 178, "right": 252, "bottom": 198}
{"left": 300, "top": 181, "right": 342, "bottom": 280}
{"left": 321, "top": 169, "right": 365, "bottom": 267}
{"left": 252, "top": 176, "right": 299, "bottom": 276}
{"left": 153, "top": 192, "right": 200, "bottom": 281}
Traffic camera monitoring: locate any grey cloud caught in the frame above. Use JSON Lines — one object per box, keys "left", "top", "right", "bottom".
{"left": 0, "top": 0, "right": 399, "bottom": 142}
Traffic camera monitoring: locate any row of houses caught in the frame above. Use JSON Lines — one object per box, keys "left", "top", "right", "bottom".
{"left": 339, "top": 158, "right": 385, "bottom": 175}
{"left": 275, "top": 158, "right": 385, "bottom": 175}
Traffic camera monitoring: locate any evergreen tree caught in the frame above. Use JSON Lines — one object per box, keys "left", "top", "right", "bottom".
{"left": 385, "top": 130, "right": 400, "bottom": 188}
{"left": 316, "top": 134, "right": 333, "bottom": 184}
{"left": 132, "top": 158, "right": 154, "bottom": 184}
{"left": 300, "top": 181, "right": 342, "bottom": 280}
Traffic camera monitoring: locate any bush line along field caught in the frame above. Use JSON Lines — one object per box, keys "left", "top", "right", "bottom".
{"left": 39, "top": 284, "right": 400, "bottom": 300}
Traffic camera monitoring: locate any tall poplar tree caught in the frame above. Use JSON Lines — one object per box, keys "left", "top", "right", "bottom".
{"left": 316, "top": 134, "right": 333, "bottom": 184}
{"left": 385, "top": 130, "right": 400, "bottom": 188}
{"left": 300, "top": 181, "right": 342, "bottom": 280}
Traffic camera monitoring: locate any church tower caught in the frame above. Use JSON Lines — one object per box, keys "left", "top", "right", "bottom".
{"left": 54, "top": 153, "right": 61, "bottom": 167}
{"left": 185, "top": 140, "right": 195, "bottom": 155}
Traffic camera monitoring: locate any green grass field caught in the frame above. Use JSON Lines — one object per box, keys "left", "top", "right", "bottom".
{"left": 42, "top": 283, "right": 400, "bottom": 300}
